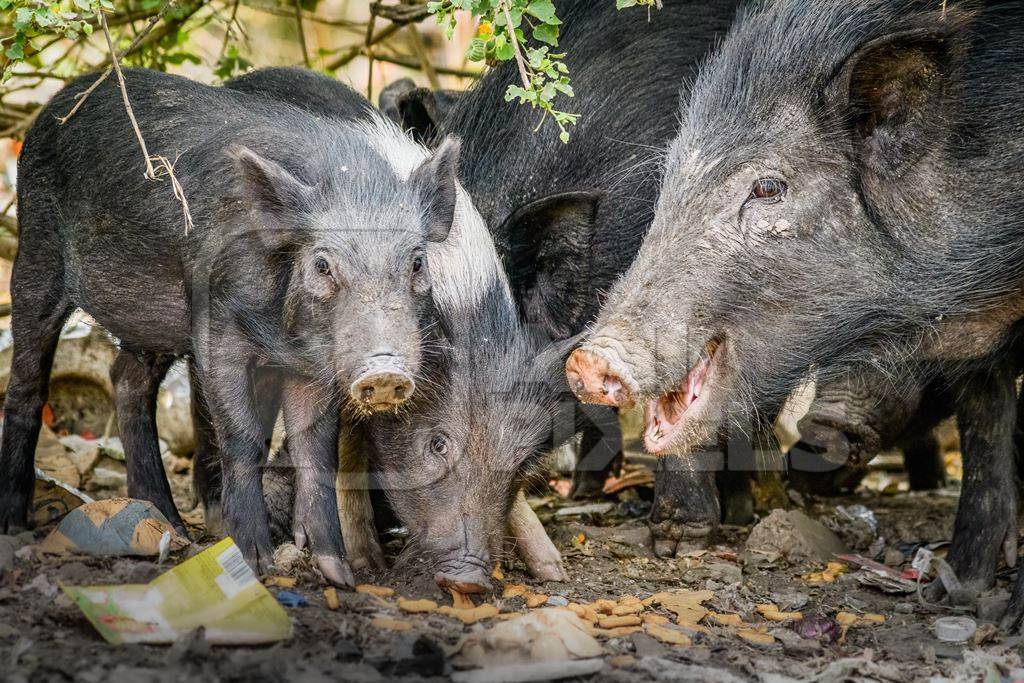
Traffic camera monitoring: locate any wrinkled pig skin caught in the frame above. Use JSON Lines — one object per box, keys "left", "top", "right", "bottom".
{"left": 1, "top": 68, "right": 461, "bottom": 584}
{"left": 570, "top": 1, "right": 1024, "bottom": 626}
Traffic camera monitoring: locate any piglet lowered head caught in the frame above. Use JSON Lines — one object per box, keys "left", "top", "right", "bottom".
{"left": 568, "top": 0, "right": 1023, "bottom": 455}
{"left": 231, "top": 134, "right": 462, "bottom": 414}
{"left": 365, "top": 313, "right": 575, "bottom": 593}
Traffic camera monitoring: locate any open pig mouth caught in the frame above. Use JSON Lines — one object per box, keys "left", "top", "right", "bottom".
{"left": 644, "top": 338, "right": 723, "bottom": 455}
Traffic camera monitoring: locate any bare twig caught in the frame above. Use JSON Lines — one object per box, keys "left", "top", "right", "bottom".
{"left": 366, "top": 50, "right": 480, "bottom": 79}
{"left": 100, "top": 11, "right": 156, "bottom": 178}
{"left": 406, "top": 24, "right": 440, "bottom": 90}
{"left": 217, "top": 0, "right": 241, "bottom": 64}
{"left": 293, "top": 0, "right": 311, "bottom": 67}
{"left": 325, "top": 20, "right": 405, "bottom": 70}
{"left": 365, "top": 11, "right": 377, "bottom": 101}
{"left": 150, "top": 155, "right": 194, "bottom": 233}
{"left": 56, "top": 0, "right": 177, "bottom": 125}
{"left": 500, "top": 0, "right": 530, "bottom": 90}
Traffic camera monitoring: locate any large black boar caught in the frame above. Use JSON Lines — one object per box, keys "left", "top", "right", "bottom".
{"left": 567, "top": 0, "right": 1024, "bottom": 624}
{"left": 0, "top": 69, "right": 460, "bottom": 583}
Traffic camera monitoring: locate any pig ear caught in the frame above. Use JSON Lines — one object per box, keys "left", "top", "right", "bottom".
{"left": 380, "top": 78, "right": 460, "bottom": 144}
{"left": 831, "top": 15, "right": 970, "bottom": 180}
{"left": 499, "top": 191, "right": 603, "bottom": 341}
{"left": 231, "top": 146, "right": 314, "bottom": 221}
{"left": 410, "top": 137, "right": 460, "bottom": 243}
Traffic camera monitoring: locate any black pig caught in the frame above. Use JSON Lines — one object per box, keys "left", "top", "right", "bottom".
{"left": 568, "top": 0, "right": 1024, "bottom": 625}
{"left": 0, "top": 69, "right": 460, "bottom": 583}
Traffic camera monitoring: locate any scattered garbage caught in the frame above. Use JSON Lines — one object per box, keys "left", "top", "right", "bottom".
{"left": 276, "top": 590, "right": 308, "bottom": 608}
{"left": 38, "top": 498, "right": 188, "bottom": 557}
{"left": 835, "top": 505, "right": 878, "bottom": 533}
{"left": 62, "top": 538, "right": 291, "bottom": 644}
{"left": 449, "top": 608, "right": 602, "bottom": 671}
{"left": 554, "top": 502, "right": 614, "bottom": 517}
{"left": 837, "top": 554, "right": 917, "bottom": 594}
{"left": 32, "top": 468, "right": 93, "bottom": 527}
{"left": 934, "top": 616, "right": 977, "bottom": 643}
{"left": 792, "top": 615, "right": 841, "bottom": 643}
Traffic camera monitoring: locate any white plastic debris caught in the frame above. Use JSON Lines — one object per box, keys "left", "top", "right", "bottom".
{"left": 934, "top": 616, "right": 977, "bottom": 643}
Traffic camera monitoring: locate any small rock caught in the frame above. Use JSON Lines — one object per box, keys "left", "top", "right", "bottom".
{"left": 894, "top": 602, "right": 915, "bottom": 614}
{"left": 745, "top": 509, "right": 849, "bottom": 565}
{"left": 630, "top": 632, "right": 669, "bottom": 658}
{"left": 681, "top": 560, "right": 742, "bottom": 586}
{"left": 22, "top": 573, "right": 58, "bottom": 599}
{"left": 89, "top": 463, "right": 127, "bottom": 491}
{"left": 883, "top": 548, "right": 905, "bottom": 567}
{"left": 546, "top": 595, "right": 569, "bottom": 607}
{"left": 976, "top": 591, "right": 1011, "bottom": 623}
{"left": 771, "top": 627, "right": 822, "bottom": 654}
{"left": 769, "top": 590, "right": 810, "bottom": 611}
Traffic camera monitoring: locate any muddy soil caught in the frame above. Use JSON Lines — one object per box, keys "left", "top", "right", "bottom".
{"left": 3, "top": 440, "right": 1024, "bottom": 683}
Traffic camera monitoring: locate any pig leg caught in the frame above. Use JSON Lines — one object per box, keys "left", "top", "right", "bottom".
{"left": 336, "top": 429, "right": 385, "bottom": 572}
{"left": 649, "top": 453, "right": 720, "bottom": 558}
{"left": 0, "top": 263, "right": 72, "bottom": 534}
{"left": 110, "top": 350, "right": 186, "bottom": 535}
{"left": 192, "top": 362, "right": 282, "bottom": 536}
{"left": 929, "top": 360, "right": 1018, "bottom": 601}
{"left": 508, "top": 490, "right": 568, "bottom": 581}
{"left": 570, "top": 404, "right": 623, "bottom": 499}
{"left": 282, "top": 377, "right": 354, "bottom": 587}
{"left": 902, "top": 431, "right": 946, "bottom": 491}
{"left": 203, "top": 347, "right": 277, "bottom": 575}
{"left": 999, "top": 378, "right": 1024, "bottom": 632}
{"left": 189, "top": 360, "right": 223, "bottom": 535}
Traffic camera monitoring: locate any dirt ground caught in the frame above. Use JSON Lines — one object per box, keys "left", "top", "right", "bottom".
{"left": 3, "top": 431, "right": 1024, "bottom": 683}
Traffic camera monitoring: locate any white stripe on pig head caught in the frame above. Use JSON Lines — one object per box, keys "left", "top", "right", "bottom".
{"left": 351, "top": 114, "right": 512, "bottom": 317}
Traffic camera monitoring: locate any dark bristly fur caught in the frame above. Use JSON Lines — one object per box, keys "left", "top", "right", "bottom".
{"left": 577, "top": 0, "right": 1024, "bottom": 626}
{"left": 0, "top": 68, "right": 457, "bottom": 583}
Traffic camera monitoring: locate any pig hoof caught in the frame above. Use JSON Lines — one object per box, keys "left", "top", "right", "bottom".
{"left": 435, "top": 572, "right": 490, "bottom": 594}
{"left": 317, "top": 554, "right": 356, "bottom": 588}
{"left": 1001, "top": 597, "right": 1024, "bottom": 633}
{"left": 203, "top": 502, "right": 224, "bottom": 537}
{"left": 531, "top": 561, "right": 569, "bottom": 583}
{"left": 649, "top": 518, "right": 713, "bottom": 558}
{"left": 347, "top": 540, "right": 387, "bottom": 573}
{"left": 0, "top": 497, "right": 31, "bottom": 536}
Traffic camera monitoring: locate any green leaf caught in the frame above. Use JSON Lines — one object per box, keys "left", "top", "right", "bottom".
{"left": 526, "top": 0, "right": 558, "bottom": 24}
{"left": 532, "top": 22, "right": 558, "bottom": 46}
{"left": 617, "top": 0, "right": 638, "bottom": 8}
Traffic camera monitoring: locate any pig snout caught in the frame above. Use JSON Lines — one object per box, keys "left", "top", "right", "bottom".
{"left": 350, "top": 354, "right": 415, "bottom": 411}
{"left": 565, "top": 347, "right": 635, "bottom": 408}
{"left": 433, "top": 553, "right": 492, "bottom": 594}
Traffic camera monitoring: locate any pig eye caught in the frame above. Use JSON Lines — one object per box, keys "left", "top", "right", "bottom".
{"left": 428, "top": 433, "right": 449, "bottom": 457}
{"left": 412, "top": 255, "right": 424, "bottom": 274}
{"left": 314, "top": 256, "right": 332, "bottom": 278}
{"left": 748, "top": 178, "right": 787, "bottom": 203}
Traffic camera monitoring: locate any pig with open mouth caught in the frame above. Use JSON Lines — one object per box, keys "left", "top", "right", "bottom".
{"left": 568, "top": 0, "right": 1024, "bottom": 627}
